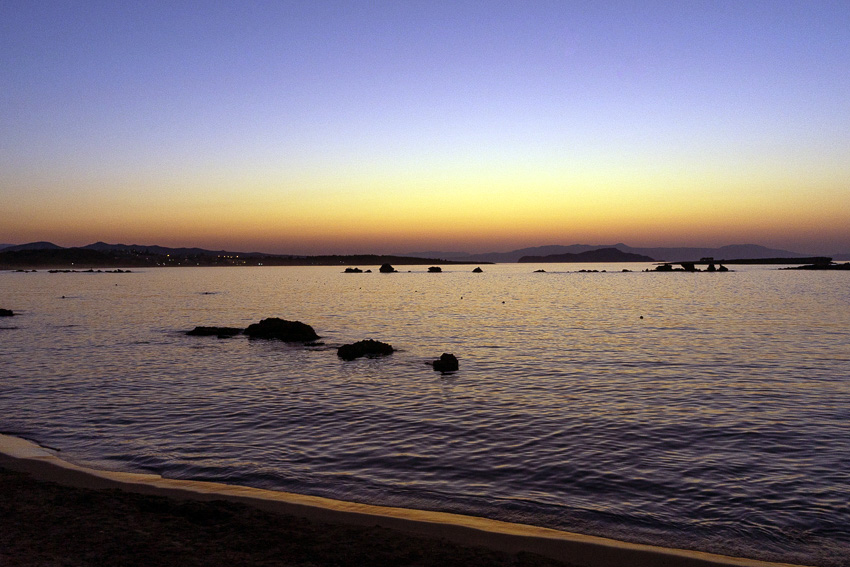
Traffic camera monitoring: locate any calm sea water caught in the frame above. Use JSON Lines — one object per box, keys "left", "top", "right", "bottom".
{"left": 1, "top": 264, "right": 848, "bottom": 566}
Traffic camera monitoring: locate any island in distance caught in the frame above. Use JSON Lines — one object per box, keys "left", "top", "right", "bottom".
{"left": 518, "top": 248, "right": 655, "bottom": 263}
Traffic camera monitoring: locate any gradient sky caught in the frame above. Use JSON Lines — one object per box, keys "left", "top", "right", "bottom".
{"left": 2, "top": 1, "right": 849, "bottom": 255}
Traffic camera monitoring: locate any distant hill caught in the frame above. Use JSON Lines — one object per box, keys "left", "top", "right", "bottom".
{"left": 399, "top": 250, "right": 472, "bottom": 260}
{"left": 0, "top": 242, "right": 481, "bottom": 269}
{"left": 518, "top": 247, "right": 655, "bottom": 263}
{"left": 412, "top": 243, "right": 814, "bottom": 263}
{"left": 0, "top": 247, "right": 153, "bottom": 268}
{"left": 1, "top": 241, "right": 64, "bottom": 252}
{"left": 2, "top": 240, "right": 822, "bottom": 266}
{"left": 81, "top": 241, "right": 281, "bottom": 258}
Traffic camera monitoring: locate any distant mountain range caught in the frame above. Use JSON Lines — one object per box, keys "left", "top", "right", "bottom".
{"left": 0, "top": 241, "right": 480, "bottom": 269}
{"left": 404, "top": 243, "right": 845, "bottom": 263}
{"left": 518, "top": 247, "right": 655, "bottom": 263}
{"left": 1, "top": 241, "right": 847, "bottom": 267}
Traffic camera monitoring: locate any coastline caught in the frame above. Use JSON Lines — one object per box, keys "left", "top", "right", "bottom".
{"left": 0, "top": 434, "right": 809, "bottom": 567}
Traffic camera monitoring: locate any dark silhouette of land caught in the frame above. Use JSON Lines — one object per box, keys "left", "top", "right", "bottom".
{"left": 518, "top": 248, "right": 655, "bottom": 263}
{"left": 783, "top": 262, "right": 850, "bottom": 270}
{"left": 0, "top": 244, "right": 482, "bottom": 270}
{"left": 2, "top": 240, "right": 846, "bottom": 269}
{"left": 404, "top": 243, "right": 837, "bottom": 263}
{"left": 675, "top": 257, "right": 833, "bottom": 265}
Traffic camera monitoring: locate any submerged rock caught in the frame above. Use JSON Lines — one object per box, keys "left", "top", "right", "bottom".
{"left": 244, "top": 318, "right": 320, "bottom": 341}
{"left": 186, "top": 326, "right": 242, "bottom": 337}
{"left": 432, "top": 353, "right": 459, "bottom": 372}
{"left": 337, "top": 339, "right": 394, "bottom": 360}
{"left": 0, "top": 309, "right": 14, "bottom": 317}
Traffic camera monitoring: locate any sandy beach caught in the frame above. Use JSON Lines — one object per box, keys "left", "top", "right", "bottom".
{"left": 0, "top": 434, "right": 810, "bottom": 567}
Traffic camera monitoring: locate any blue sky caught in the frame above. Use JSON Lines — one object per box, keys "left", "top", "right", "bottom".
{"left": 2, "top": 1, "right": 849, "bottom": 254}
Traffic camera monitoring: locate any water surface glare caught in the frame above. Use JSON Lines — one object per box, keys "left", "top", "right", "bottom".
{"left": 1, "top": 264, "right": 849, "bottom": 566}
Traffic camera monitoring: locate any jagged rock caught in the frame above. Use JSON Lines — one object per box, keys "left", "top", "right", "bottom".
{"left": 432, "top": 353, "right": 459, "bottom": 372}
{"left": 186, "top": 326, "right": 242, "bottom": 337}
{"left": 244, "top": 318, "right": 320, "bottom": 341}
{"left": 337, "top": 339, "right": 394, "bottom": 360}
{"left": 472, "top": 267, "right": 483, "bottom": 273}
{"left": 379, "top": 264, "right": 396, "bottom": 273}
{"left": 0, "top": 309, "right": 14, "bottom": 317}
{"left": 428, "top": 266, "right": 442, "bottom": 273}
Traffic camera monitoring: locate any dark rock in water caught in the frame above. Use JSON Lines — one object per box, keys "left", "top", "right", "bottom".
{"left": 186, "top": 326, "right": 242, "bottom": 337}
{"left": 719, "top": 264, "right": 729, "bottom": 272}
{"left": 337, "top": 339, "right": 394, "bottom": 360}
{"left": 534, "top": 269, "right": 546, "bottom": 273}
{"left": 365, "top": 269, "right": 372, "bottom": 273}
{"left": 432, "top": 353, "right": 459, "bottom": 372}
{"left": 244, "top": 318, "right": 320, "bottom": 341}
{"left": 707, "top": 263, "right": 717, "bottom": 272}
{"left": 0, "top": 309, "right": 14, "bottom": 317}
{"left": 379, "top": 263, "right": 396, "bottom": 273}
{"left": 428, "top": 266, "right": 442, "bottom": 273}
{"left": 344, "top": 267, "right": 363, "bottom": 273}
{"left": 472, "top": 267, "right": 483, "bottom": 273}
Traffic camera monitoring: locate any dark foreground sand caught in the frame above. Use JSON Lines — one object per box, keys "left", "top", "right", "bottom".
{"left": 1, "top": 466, "right": 573, "bottom": 567}
{"left": 0, "top": 435, "right": 806, "bottom": 567}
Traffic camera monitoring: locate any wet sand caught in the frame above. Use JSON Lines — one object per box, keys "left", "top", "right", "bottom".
{"left": 0, "top": 434, "right": 807, "bottom": 567}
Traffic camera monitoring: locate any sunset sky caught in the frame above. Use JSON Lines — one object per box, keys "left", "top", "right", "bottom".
{"left": 2, "top": 1, "right": 849, "bottom": 255}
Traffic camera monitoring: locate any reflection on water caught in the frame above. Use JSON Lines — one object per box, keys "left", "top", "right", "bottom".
{"left": 1, "top": 264, "right": 849, "bottom": 566}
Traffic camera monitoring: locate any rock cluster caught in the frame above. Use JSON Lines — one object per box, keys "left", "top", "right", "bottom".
{"left": 186, "top": 318, "right": 459, "bottom": 374}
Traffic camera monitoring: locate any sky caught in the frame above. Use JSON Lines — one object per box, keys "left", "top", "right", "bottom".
{"left": 1, "top": 1, "right": 849, "bottom": 255}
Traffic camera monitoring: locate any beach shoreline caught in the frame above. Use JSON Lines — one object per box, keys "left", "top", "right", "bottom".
{"left": 0, "top": 434, "right": 808, "bottom": 567}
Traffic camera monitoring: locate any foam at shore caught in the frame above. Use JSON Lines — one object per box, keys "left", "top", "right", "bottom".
{"left": 0, "top": 433, "right": 809, "bottom": 567}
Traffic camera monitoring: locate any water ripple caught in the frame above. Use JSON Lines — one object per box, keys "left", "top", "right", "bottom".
{"left": 1, "top": 265, "right": 849, "bottom": 566}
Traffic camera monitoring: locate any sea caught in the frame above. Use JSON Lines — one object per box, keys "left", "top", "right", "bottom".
{"left": 1, "top": 263, "right": 848, "bottom": 566}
